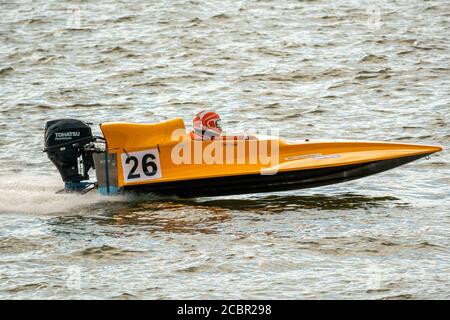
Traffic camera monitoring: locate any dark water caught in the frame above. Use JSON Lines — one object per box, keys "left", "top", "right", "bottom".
{"left": 0, "top": 0, "right": 449, "bottom": 299}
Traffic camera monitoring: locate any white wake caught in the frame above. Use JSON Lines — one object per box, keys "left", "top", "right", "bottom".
{"left": 0, "top": 173, "right": 123, "bottom": 215}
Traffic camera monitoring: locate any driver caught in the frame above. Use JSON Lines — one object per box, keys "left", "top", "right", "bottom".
{"left": 190, "top": 110, "right": 222, "bottom": 140}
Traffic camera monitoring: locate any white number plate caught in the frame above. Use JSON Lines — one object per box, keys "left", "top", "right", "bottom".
{"left": 121, "top": 149, "right": 162, "bottom": 184}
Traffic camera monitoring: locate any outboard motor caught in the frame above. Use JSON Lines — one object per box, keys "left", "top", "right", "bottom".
{"left": 44, "top": 119, "right": 96, "bottom": 191}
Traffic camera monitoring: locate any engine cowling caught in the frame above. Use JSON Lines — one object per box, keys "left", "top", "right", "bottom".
{"left": 44, "top": 119, "right": 95, "bottom": 188}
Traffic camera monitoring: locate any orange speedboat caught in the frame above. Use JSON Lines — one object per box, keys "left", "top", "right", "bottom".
{"left": 44, "top": 118, "right": 443, "bottom": 197}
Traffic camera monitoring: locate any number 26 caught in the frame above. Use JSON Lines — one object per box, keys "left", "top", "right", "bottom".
{"left": 126, "top": 154, "right": 158, "bottom": 180}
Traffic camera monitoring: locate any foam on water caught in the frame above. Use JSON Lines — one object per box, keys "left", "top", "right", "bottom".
{"left": 0, "top": 173, "right": 122, "bottom": 215}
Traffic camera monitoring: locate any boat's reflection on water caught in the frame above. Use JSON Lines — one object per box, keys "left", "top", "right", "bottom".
{"left": 181, "top": 193, "right": 400, "bottom": 212}
{"left": 49, "top": 193, "right": 402, "bottom": 236}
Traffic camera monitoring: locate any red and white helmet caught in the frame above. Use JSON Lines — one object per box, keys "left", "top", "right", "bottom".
{"left": 193, "top": 110, "right": 222, "bottom": 139}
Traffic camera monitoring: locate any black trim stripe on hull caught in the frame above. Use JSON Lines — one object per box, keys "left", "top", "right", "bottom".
{"left": 123, "top": 154, "right": 428, "bottom": 197}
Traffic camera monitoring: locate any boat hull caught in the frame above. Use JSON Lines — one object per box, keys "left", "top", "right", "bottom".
{"left": 123, "top": 153, "right": 428, "bottom": 197}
